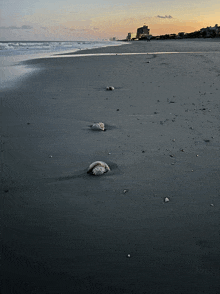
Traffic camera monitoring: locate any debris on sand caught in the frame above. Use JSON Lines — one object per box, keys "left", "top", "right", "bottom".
{"left": 164, "top": 197, "right": 170, "bottom": 203}
{"left": 87, "top": 161, "right": 110, "bottom": 176}
{"left": 91, "top": 122, "right": 105, "bottom": 131}
{"left": 106, "top": 86, "right": 115, "bottom": 91}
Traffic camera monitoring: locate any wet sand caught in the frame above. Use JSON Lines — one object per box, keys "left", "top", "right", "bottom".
{"left": 1, "top": 40, "right": 220, "bottom": 293}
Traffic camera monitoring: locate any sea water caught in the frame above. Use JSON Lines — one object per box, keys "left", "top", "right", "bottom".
{"left": 0, "top": 40, "right": 125, "bottom": 89}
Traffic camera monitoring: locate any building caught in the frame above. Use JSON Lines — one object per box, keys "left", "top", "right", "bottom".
{"left": 200, "top": 24, "right": 220, "bottom": 37}
{"left": 178, "top": 32, "right": 185, "bottom": 38}
{"left": 109, "top": 37, "right": 118, "bottom": 41}
{"left": 126, "top": 25, "right": 151, "bottom": 41}
{"left": 136, "top": 25, "right": 150, "bottom": 39}
{"left": 126, "top": 32, "right": 137, "bottom": 41}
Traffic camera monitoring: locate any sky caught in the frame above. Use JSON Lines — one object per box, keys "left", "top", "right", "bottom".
{"left": 0, "top": 0, "right": 220, "bottom": 41}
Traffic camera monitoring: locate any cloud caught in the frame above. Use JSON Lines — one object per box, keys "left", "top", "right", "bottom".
{"left": 157, "top": 15, "right": 173, "bottom": 19}
{"left": 0, "top": 25, "right": 33, "bottom": 30}
{"left": 69, "top": 28, "right": 87, "bottom": 32}
{"left": 21, "top": 25, "right": 32, "bottom": 29}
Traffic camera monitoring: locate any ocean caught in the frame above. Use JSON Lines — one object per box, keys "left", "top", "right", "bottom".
{"left": 0, "top": 40, "right": 125, "bottom": 89}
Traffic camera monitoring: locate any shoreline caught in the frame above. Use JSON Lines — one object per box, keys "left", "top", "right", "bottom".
{"left": 2, "top": 40, "right": 220, "bottom": 294}
{"left": 0, "top": 40, "right": 127, "bottom": 90}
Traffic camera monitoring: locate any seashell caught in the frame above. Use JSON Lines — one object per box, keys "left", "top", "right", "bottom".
{"left": 106, "top": 86, "right": 114, "bottom": 91}
{"left": 91, "top": 122, "right": 105, "bottom": 131}
{"left": 87, "top": 161, "right": 110, "bottom": 175}
{"left": 91, "top": 166, "right": 106, "bottom": 175}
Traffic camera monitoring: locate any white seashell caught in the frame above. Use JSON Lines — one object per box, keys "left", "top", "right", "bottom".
{"left": 91, "top": 166, "right": 106, "bottom": 175}
{"left": 106, "top": 86, "right": 114, "bottom": 91}
{"left": 91, "top": 122, "right": 105, "bottom": 131}
{"left": 87, "top": 161, "right": 110, "bottom": 175}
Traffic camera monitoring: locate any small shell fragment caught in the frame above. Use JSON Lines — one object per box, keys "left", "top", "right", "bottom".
{"left": 91, "top": 166, "right": 106, "bottom": 175}
{"left": 91, "top": 122, "right": 105, "bottom": 131}
{"left": 106, "top": 86, "right": 115, "bottom": 91}
{"left": 164, "top": 197, "right": 170, "bottom": 203}
{"left": 87, "top": 161, "right": 110, "bottom": 176}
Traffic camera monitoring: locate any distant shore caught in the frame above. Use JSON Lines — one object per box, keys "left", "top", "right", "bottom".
{"left": 120, "top": 37, "right": 220, "bottom": 42}
{"left": 2, "top": 40, "right": 220, "bottom": 294}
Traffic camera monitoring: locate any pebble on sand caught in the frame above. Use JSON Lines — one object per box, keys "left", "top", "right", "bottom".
{"left": 127, "top": 254, "right": 131, "bottom": 258}
{"left": 87, "top": 161, "right": 110, "bottom": 176}
{"left": 91, "top": 122, "right": 105, "bottom": 131}
{"left": 164, "top": 197, "right": 170, "bottom": 203}
{"left": 106, "top": 86, "right": 114, "bottom": 91}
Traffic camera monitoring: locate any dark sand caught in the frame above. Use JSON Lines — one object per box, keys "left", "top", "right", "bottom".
{"left": 1, "top": 40, "right": 220, "bottom": 293}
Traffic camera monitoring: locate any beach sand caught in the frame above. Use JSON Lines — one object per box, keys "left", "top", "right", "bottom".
{"left": 1, "top": 40, "right": 220, "bottom": 293}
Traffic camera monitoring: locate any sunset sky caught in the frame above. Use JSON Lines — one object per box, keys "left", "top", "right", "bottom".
{"left": 0, "top": 0, "right": 220, "bottom": 41}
